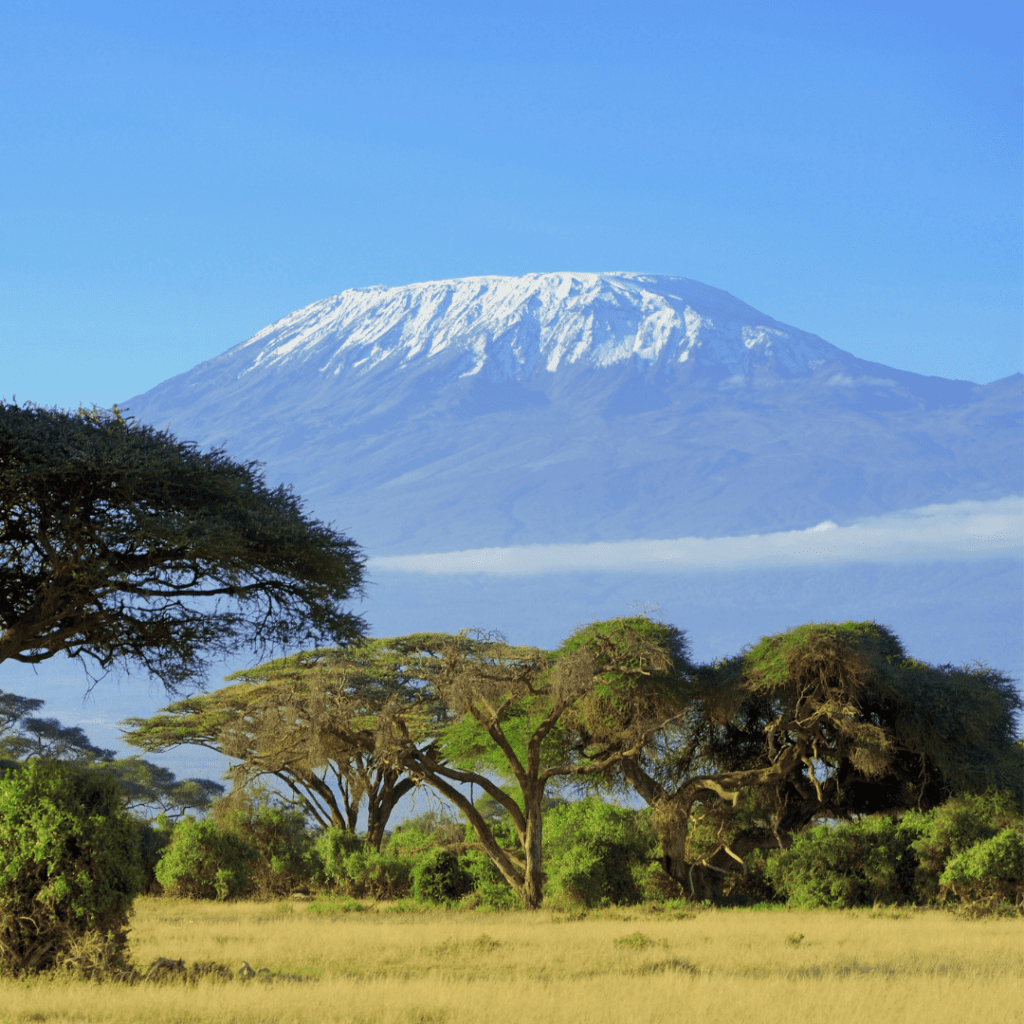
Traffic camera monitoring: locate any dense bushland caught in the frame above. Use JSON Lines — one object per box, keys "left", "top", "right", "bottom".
{"left": 121, "top": 781, "right": 1023, "bottom": 915}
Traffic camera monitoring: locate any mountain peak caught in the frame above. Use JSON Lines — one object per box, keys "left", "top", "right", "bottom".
{"left": 230, "top": 271, "right": 846, "bottom": 385}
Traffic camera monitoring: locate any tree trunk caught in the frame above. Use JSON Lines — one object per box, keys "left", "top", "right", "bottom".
{"left": 521, "top": 795, "right": 544, "bottom": 910}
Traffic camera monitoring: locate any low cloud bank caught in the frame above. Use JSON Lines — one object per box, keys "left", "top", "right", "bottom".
{"left": 369, "top": 496, "right": 1024, "bottom": 576}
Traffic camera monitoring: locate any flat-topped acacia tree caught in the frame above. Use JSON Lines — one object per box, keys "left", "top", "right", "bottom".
{"left": 0, "top": 398, "right": 368, "bottom": 698}
{"left": 364, "top": 618, "right": 699, "bottom": 910}
{"left": 119, "top": 641, "right": 452, "bottom": 849}
{"left": 128, "top": 619, "right": 697, "bottom": 909}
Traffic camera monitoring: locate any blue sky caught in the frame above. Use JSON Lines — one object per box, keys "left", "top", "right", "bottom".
{"left": 3, "top": 0, "right": 1021, "bottom": 423}
{"left": 1, "top": 1, "right": 1021, "bottom": 826}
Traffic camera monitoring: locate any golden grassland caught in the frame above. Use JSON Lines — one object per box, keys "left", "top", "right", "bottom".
{"left": 1, "top": 897, "right": 1021, "bottom": 1024}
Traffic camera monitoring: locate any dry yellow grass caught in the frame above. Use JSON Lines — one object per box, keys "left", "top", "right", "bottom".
{"left": 0, "top": 897, "right": 1021, "bottom": 1024}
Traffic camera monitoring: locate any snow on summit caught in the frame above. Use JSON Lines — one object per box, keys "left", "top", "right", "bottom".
{"left": 233, "top": 272, "right": 846, "bottom": 383}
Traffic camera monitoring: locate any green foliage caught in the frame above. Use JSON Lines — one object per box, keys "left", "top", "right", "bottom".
{"left": 939, "top": 828, "right": 1024, "bottom": 907}
{"left": 0, "top": 759, "right": 144, "bottom": 977}
{"left": 128, "top": 813, "right": 175, "bottom": 895}
{"left": 613, "top": 931, "right": 664, "bottom": 950}
{"left": 312, "top": 827, "right": 412, "bottom": 899}
{"left": 153, "top": 818, "right": 258, "bottom": 900}
{"left": 205, "top": 782, "right": 317, "bottom": 898}
{"left": 411, "top": 849, "right": 475, "bottom": 906}
{"left": 459, "top": 850, "right": 520, "bottom": 910}
{"left": 543, "top": 797, "right": 655, "bottom": 908}
{"left": 901, "top": 789, "right": 1023, "bottom": 903}
{"left": 390, "top": 810, "right": 466, "bottom": 851}
{"left": 313, "top": 826, "right": 365, "bottom": 890}
{"left": 342, "top": 847, "right": 413, "bottom": 900}
{"left": 764, "top": 815, "right": 920, "bottom": 909}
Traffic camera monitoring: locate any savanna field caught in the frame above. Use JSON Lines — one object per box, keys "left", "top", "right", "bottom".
{"left": 0, "top": 897, "right": 1021, "bottom": 1024}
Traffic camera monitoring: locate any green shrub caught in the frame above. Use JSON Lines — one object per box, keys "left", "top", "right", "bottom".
{"left": 411, "top": 849, "right": 475, "bottom": 906}
{"left": 939, "top": 827, "right": 1024, "bottom": 908}
{"left": 0, "top": 758, "right": 145, "bottom": 978}
{"left": 460, "top": 849, "right": 520, "bottom": 910}
{"left": 312, "top": 827, "right": 412, "bottom": 899}
{"left": 153, "top": 817, "right": 258, "bottom": 900}
{"left": 543, "top": 797, "right": 654, "bottom": 908}
{"left": 901, "top": 789, "right": 1023, "bottom": 904}
{"left": 205, "top": 783, "right": 319, "bottom": 898}
{"left": 313, "top": 826, "right": 365, "bottom": 893}
{"left": 764, "top": 815, "right": 919, "bottom": 909}
{"left": 129, "top": 813, "right": 175, "bottom": 896}
{"left": 343, "top": 846, "right": 413, "bottom": 899}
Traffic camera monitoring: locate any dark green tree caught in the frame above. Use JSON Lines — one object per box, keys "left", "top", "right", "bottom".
{"left": 0, "top": 689, "right": 224, "bottom": 822}
{"left": 568, "top": 620, "right": 1023, "bottom": 901}
{"left": 0, "top": 397, "right": 368, "bottom": 698}
{"left": 0, "top": 758, "right": 144, "bottom": 978}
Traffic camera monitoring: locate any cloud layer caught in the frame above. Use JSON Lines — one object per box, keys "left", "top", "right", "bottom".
{"left": 369, "top": 496, "right": 1024, "bottom": 576}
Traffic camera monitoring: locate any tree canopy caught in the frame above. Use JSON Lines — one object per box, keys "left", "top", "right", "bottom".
{"left": 569, "top": 620, "right": 1024, "bottom": 899}
{"left": 0, "top": 397, "right": 369, "bottom": 696}
{"left": 0, "top": 688, "right": 225, "bottom": 822}
{"left": 119, "top": 640, "right": 453, "bottom": 848}
{"left": 113, "top": 616, "right": 1024, "bottom": 910}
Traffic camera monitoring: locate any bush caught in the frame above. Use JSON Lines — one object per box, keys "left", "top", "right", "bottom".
{"left": 764, "top": 815, "right": 919, "bottom": 909}
{"left": 343, "top": 846, "right": 414, "bottom": 899}
{"left": 901, "top": 789, "right": 1023, "bottom": 904}
{"left": 313, "top": 827, "right": 413, "bottom": 899}
{"left": 204, "top": 782, "right": 319, "bottom": 898}
{"left": 0, "top": 758, "right": 145, "bottom": 978}
{"left": 460, "top": 849, "right": 520, "bottom": 910}
{"left": 543, "top": 797, "right": 654, "bottom": 908}
{"left": 411, "top": 849, "right": 475, "bottom": 906}
{"left": 153, "top": 817, "right": 259, "bottom": 900}
{"left": 312, "top": 826, "right": 365, "bottom": 893}
{"left": 939, "top": 828, "right": 1024, "bottom": 909}
{"left": 129, "top": 813, "right": 175, "bottom": 896}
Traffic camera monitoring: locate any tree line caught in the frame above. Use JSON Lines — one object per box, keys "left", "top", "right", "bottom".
{"left": 1, "top": 396, "right": 1021, "bottom": 980}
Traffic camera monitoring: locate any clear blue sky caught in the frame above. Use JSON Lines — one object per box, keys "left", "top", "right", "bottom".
{"left": 2, "top": 0, "right": 1021, "bottom": 419}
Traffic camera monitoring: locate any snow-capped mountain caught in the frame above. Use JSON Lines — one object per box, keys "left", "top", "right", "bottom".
{"left": 119, "top": 272, "right": 1022, "bottom": 557}
{"left": 228, "top": 272, "right": 846, "bottom": 381}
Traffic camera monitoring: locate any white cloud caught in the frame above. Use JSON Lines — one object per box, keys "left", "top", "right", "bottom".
{"left": 368, "top": 496, "right": 1024, "bottom": 576}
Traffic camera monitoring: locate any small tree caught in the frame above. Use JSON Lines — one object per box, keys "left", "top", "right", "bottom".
{"left": 120, "top": 645, "right": 446, "bottom": 850}
{"left": 901, "top": 788, "right": 1024, "bottom": 905}
{"left": 204, "top": 778, "right": 318, "bottom": 897}
{"left": 939, "top": 828, "right": 1024, "bottom": 911}
{"left": 763, "top": 816, "right": 919, "bottom": 909}
{"left": 0, "top": 758, "right": 144, "bottom": 978}
{"left": 1, "top": 687, "right": 226, "bottom": 824}
{"left": 543, "top": 797, "right": 654, "bottom": 908}
{"left": 152, "top": 818, "right": 259, "bottom": 901}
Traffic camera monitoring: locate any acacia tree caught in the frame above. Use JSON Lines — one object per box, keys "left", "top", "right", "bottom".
{"left": 0, "top": 689, "right": 225, "bottom": 821}
{"left": 0, "top": 397, "right": 368, "bottom": 697}
{"left": 119, "top": 644, "right": 450, "bottom": 849}
{"left": 567, "top": 620, "right": 1024, "bottom": 900}
{"left": 366, "top": 618, "right": 697, "bottom": 910}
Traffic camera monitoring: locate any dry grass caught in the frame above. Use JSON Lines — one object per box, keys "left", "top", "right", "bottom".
{"left": 0, "top": 897, "right": 1021, "bottom": 1023}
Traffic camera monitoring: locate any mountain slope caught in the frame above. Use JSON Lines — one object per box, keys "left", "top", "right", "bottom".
{"left": 119, "top": 272, "right": 1023, "bottom": 556}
